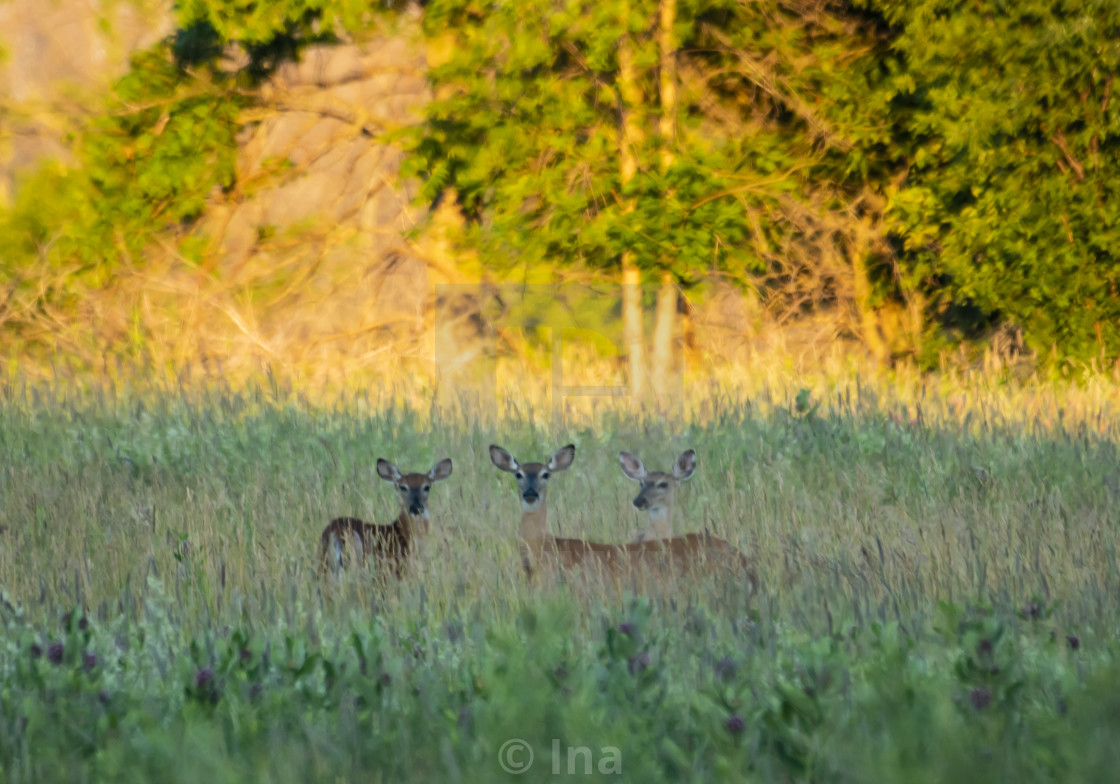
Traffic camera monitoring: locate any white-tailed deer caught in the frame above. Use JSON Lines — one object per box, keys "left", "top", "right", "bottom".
{"left": 619, "top": 449, "right": 696, "bottom": 542}
{"left": 618, "top": 447, "right": 757, "bottom": 589}
{"left": 489, "top": 444, "right": 756, "bottom": 591}
{"left": 320, "top": 457, "right": 453, "bottom": 579}
{"left": 488, "top": 443, "right": 578, "bottom": 574}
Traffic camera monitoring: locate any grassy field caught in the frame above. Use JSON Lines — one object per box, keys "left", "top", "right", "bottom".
{"left": 2, "top": 366, "right": 1120, "bottom": 783}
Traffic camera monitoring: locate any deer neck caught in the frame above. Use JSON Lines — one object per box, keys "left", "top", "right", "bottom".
{"left": 640, "top": 498, "right": 674, "bottom": 540}
{"left": 518, "top": 499, "right": 551, "bottom": 545}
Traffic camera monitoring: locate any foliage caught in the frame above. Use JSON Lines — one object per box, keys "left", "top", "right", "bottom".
{"left": 172, "top": 0, "right": 387, "bottom": 78}
{"left": 0, "top": 0, "right": 398, "bottom": 356}
{"left": 3, "top": 0, "right": 1120, "bottom": 374}
{"left": 408, "top": 0, "right": 1120, "bottom": 370}
{"left": 859, "top": 0, "right": 1120, "bottom": 369}
{"left": 1, "top": 381, "right": 1120, "bottom": 780}
{"left": 1, "top": 590, "right": 1112, "bottom": 783}
{"left": 403, "top": 0, "right": 884, "bottom": 292}
{"left": 174, "top": 0, "right": 398, "bottom": 44}
{"left": 0, "top": 42, "right": 241, "bottom": 331}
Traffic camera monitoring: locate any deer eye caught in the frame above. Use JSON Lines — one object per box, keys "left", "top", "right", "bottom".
{"left": 398, "top": 484, "right": 408, "bottom": 492}
{"left": 541, "top": 471, "right": 550, "bottom": 480}
{"left": 422, "top": 485, "right": 430, "bottom": 492}
{"left": 657, "top": 481, "right": 669, "bottom": 489}
{"left": 515, "top": 471, "right": 524, "bottom": 480}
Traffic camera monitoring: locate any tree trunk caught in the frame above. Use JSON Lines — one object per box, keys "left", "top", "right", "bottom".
{"left": 658, "top": 0, "right": 677, "bottom": 172}
{"left": 651, "top": 0, "right": 678, "bottom": 404}
{"left": 622, "top": 259, "right": 646, "bottom": 399}
{"left": 618, "top": 33, "right": 643, "bottom": 184}
{"left": 618, "top": 30, "right": 647, "bottom": 401}
{"left": 651, "top": 271, "right": 677, "bottom": 402}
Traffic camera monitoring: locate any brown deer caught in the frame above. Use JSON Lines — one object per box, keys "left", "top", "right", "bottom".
{"left": 320, "top": 457, "right": 453, "bottom": 579}
{"left": 620, "top": 449, "right": 696, "bottom": 542}
{"left": 619, "top": 448, "right": 757, "bottom": 589}
{"left": 489, "top": 444, "right": 756, "bottom": 591}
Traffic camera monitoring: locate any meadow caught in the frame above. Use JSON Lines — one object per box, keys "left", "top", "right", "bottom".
{"left": 2, "top": 363, "right": 1120, "bottom": 783}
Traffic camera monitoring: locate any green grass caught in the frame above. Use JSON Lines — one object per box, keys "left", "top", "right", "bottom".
{"left": 1, "top": 375, "right": 1119, "bottom": 783}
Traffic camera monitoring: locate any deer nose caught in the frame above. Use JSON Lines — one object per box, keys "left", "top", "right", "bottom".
{"left": 633, "top": 496, "right": 647, "bottom": 509}
{"left": 409, "top": 503, "right": 424, "bottom": 515}
{"left": 523, "top": 489, "right": 539, "bottom": 502}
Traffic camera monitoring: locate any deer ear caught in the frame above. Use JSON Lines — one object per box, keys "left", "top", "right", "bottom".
{"left": 429, "top": 458, "right": 453, "bottom": 482}
{"left": 548, "top": 444, "right": 575, "bottom": 472}
{"left": 376, "top": 459, "right": 402, "bottom": 483}
{"left": 618, "top": 451, "right": 647, "bottom": 482}
{"left": 489, "top": 445, "right": 519, "bottom": 473}
{"left": 673, "top": 450, "right": 697, "bottom": 482}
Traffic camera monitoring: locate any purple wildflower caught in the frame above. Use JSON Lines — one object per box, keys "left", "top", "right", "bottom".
{"left": 627, "top": 651, "right": 650, "bottom": 675}
{"left": 714, "top": 656, "right": 738, "bottom": 681}
{"left": 970, "top": 687, "right": 992, "bottom": 711}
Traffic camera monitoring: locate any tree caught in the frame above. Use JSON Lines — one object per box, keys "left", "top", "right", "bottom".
{"left": 862, "top": 0, "right": 1120, "bottom": 370}
{"left": 405, "top": 0, "right": 892, "bottom": 397}
{"left": 0, "top": 0, "right": 395, "bottom": 359}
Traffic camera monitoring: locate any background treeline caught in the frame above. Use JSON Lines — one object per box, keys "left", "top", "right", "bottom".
{"left": 1, "top": 0, "right": 1117, "bottom": 378}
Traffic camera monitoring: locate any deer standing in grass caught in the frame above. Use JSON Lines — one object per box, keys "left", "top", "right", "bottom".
{"left": 619, "top": 448, "right": 757, "bottom": 589}
{"left": 622, "top": 449, "right": 696, "bottom": 543}
{"left": 320, "top": 457, "right": 453, "bottom": 579}
{"left": 489, "top": 444, "right": 756, "bottom": 591}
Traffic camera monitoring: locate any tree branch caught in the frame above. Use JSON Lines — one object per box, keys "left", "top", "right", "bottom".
{"left": 1050, "top": 131, "right": 1085, "bottom": 181}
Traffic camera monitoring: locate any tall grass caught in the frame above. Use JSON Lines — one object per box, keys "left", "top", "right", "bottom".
{"left": 1, "top": 368, "right": 1118, "bottom": 782}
